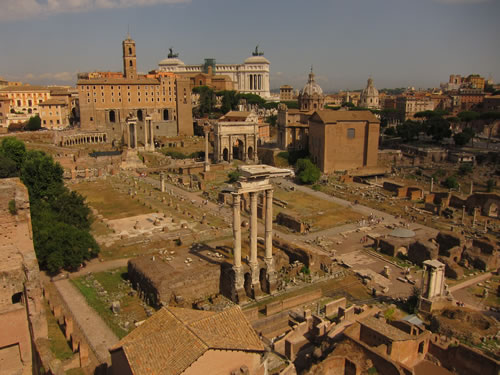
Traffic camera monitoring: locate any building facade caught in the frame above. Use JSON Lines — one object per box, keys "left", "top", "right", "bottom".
{"left": 39, "top": 98, "right": 70, "bottom": 129}
{"left": 157, "top": 47, "right": 271, "bottom": 98}
{"left": 77, "top": 36, "right": 193, "bottom": 147}
{"left": 309, "top": 110, "right": 380, "bottom": 173}
{"left": 279, "top": 85, "right": 294, "bottom": 101}
{"left": 396, "top": 93, "right": 435, "bottom": 121}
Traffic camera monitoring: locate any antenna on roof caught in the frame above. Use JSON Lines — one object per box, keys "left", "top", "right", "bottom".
{"left": 127, "top": 24, "right": 130, "bottom": 39}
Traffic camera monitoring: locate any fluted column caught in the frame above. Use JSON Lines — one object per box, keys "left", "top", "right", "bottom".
{"left": 249, "top": 192, "right": 259, "bottom": 284}
{"left": 265, "top": 189, "right": 273, "bottom": 268}
{"left": 232, "top": 194, "right": 243, "bottom": 289}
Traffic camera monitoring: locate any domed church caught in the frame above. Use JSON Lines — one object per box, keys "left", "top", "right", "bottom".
{"left": 359, "top": 78, "right": 380, "bottom": 109}
{"left": 298, "top": 68, "right": 325, "bottom": 111}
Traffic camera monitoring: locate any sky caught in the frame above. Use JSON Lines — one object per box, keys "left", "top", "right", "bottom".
{"left": 0, "top": 0, "right": 499, "bottom": 93}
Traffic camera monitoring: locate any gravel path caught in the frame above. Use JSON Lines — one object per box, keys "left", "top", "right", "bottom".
{"left": 54, "top": 279, "right": 119, "bottom": 362}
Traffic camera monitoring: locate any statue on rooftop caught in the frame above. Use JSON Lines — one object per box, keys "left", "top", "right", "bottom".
{"left": 252, "top": 45, "right": 264, "bottom": 56}
{"left": 168, "top": 47, "right": 179, "bottom": 59}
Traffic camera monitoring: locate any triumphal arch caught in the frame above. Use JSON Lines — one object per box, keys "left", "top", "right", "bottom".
{"left": 214, "top": 120, "right": 259, "bottom": 163}
{"left": 230, "top": 165, "right": 291, "bottom": 303}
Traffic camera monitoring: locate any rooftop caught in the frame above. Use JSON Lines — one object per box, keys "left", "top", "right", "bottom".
{"left": 111, "top": 306, "right": 264, "bottom": 375}
{"left": 313, "top": 110, "right": 379, "bottom": 124}
{"left": 0, "top": 85, "right": 51, "bottom": 92}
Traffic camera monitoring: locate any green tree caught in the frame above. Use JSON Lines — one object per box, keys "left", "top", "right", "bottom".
{"left": 20, "top": 150, "right": 64, "bottom": 201}
{"left": 26, "top": 115, "right": 42, "bottom": 131}
{"left": 396, "top": 120, "right": 420, "bottom": 142}
{"left": 406, "top": 286, "right": 421, "bottom": 314}
{"left": 384, "top": 127, "right": 396, "bottom": 136}
{"left": 426, "top": 116, "right": 451, "bottom": 142}
{"left": 444, "top": 176, "right": 459, "bottom": 189}
{"left": 266, "top": 114, "right": 277, "bottom": 127}
{"left": 453, "top": 128, "right": 474, "bottom": 146}
{"left": 296, "top": 158, "right": 320, "bottom": 184}
{"left": 0, "top": 137, "right": 26, "bottom": 171}
{"left": 0, "top": 154, "right": 19, "bottom": 178}
{"left": 227, "top": 170, "right": 241, "bottom": 183}
{"left": 196, "top": 86, "right": 216, "bottom": 116}
{"left": 218, "top": 90, "right": 238, "bottom": 113}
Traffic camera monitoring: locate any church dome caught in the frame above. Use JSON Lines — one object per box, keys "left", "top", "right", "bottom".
{"left": 244, "top": 55, "right": 270, "bottom": 64}
{"left": 300, "top": 70, "right": 323, "bottom": 96}
{"left": 361, "top": 78, "right": 379, "bottom": 98}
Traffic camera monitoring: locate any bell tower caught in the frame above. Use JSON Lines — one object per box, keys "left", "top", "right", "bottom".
{"left": 123, "top": 36, "right": 137, "bottom": 79}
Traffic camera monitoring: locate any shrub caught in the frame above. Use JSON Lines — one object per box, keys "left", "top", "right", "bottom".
{"left": 227, "top": 170, "right": 241, "bottom": 183}
{"left": 8, "top": 199, "right": 17, "bottom": 215}
{"left": 296, "top": 158, "right": 320, "bottom": 185}
{"left": 443, "top": 176, "right": 459, "bottom": 189}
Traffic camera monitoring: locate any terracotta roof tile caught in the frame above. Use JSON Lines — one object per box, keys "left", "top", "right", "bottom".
{"left": 111, "top": 306, "right": 263, "bottom": 375}
{"left": 313, "top": 110, "right": 379, "bottom": 123}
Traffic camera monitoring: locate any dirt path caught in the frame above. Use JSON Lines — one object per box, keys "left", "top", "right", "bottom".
{"left": 449, "top": 271, "right": 493, "bottom": 293}
{"left": 67, "top": 258, "right": 130, "bottom": 279}
{"left": 53, "top": 279, "right": 119, "bottom": 362}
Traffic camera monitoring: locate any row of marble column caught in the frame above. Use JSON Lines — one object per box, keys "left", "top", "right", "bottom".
{"left": 249, "top": 74, "right": 263, "bottom": 91}
{"left": 232, "top": 189, "right": 274, "bottom": 296}
{"left": 62, "top": 133, "right": 106, "bottom": 146}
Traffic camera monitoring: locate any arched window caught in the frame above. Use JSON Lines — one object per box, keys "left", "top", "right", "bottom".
{"left": 109, "top": 110, "right": 116, "bottom": 123}
{"left": 129, "top": 60, "right": 133, "bottom": 67}
{"left": 163, "top": 109, "right": 169, "bottom": 121}
{"left": 137, "top": 109, "right": 143, "bottom": 121}
{"left": 128, "top": 47, "right": 132, "bottom": 55}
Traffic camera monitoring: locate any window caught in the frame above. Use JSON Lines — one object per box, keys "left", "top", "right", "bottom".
{"left": 347, "top": 128, "right": 355, "bottom": 139}
{"left": 57, "top": 120, "right": 60, "bottom": 124}
{"left": 90, "top": 116, "right": 94, "bottom": 121}
{"left": 43, "top": 120, "right": 46, "bottom": 125}
{"left": 12, "top": 292, "right": 22, "bottom": 304}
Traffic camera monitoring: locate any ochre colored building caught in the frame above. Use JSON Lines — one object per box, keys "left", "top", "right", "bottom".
{"left": 77, "top": 36, "right": 193, "bottom": 147}
{"left": 39, "top": 98, "right": 70, "bottom": 129}
{"left": 109, "top": 305, "right": 267, "bottom": 375}
{"left": 309, "top": 110, "right": 380, "bottom": 173}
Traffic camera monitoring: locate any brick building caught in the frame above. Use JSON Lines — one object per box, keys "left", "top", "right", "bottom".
{"left": 308, "top": 110, "right": 380, "bottom": 173}
{"left": 77, "top": 36, "right": 193, "bottom": 147}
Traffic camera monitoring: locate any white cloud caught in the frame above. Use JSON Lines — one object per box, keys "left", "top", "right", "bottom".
{"left": 0, "top": 0, "right": 190, "bottom": 21}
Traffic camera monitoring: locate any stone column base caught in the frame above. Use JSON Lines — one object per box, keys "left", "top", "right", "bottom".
{"left": 252, "top": 283, "right": 264, "bottom": 299}
{"left": 266, "top": 271, "right": 278, "bottom": 295}
{"left": 234, "top": 287, "right": 247, "bottom": 305}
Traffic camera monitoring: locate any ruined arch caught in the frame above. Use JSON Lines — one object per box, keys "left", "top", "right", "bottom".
{"left": 244, "top": 273, "right": 252, "bottom": 298}
{"left": 223, "top": 148, "right": 229, "bottom": 162}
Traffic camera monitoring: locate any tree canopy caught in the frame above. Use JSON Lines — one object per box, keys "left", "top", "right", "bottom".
{"left": 296, "top": 158, "right": 321, "bottom": 184}
{"left": 0, "top": 138, "right": 99, "bottom": 273}
{"left": 26, "top": 115, "right": 42, "bottom": 131}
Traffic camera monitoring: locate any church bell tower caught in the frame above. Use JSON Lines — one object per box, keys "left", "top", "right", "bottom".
{"left": 123, "top": 36, "right": 137, "bottom": 79}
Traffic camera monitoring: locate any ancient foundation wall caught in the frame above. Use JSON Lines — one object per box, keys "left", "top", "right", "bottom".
{"left": 265, "top": 289, "right": 322, "bottom": 316}
{"left": 44, "top": 286, "right": 108, "bottom": 375}
{"left": 428, "top": 335, "right": 500, "bottom": 375}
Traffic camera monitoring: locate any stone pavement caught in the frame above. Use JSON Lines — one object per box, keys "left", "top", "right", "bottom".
{"left": 54, "top": 279, "right": 119, "bottom": 362}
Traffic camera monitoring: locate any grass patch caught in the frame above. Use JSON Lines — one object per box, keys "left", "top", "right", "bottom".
{"left": 45, "top": 301, "right": 73, "bottom": 361}
{"left": 273, "top": 187, "right": 362, "bottom": 231}
{"left": 71, "top": 267, "right": 151, "bottom": 337}
{"left": 71, "top": 180, "right": 154, "bottom": 220}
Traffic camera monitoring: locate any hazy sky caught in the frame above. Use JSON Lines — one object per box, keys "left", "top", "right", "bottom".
{"left": 0, "top": 0, "right": 499, "bottom": 92}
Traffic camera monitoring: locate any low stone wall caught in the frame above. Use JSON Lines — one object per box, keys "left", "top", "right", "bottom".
{"left": 324, "top": 297, "right": 347, "bottom": 317}
{"left": 265, "top": 289, "right": 322, "bottom": 316}
{"left": 251, "top": 310, "right": 291, "bottom": 339}
{"left": 272, "top": 237, "right": 331, "bottom": 272}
